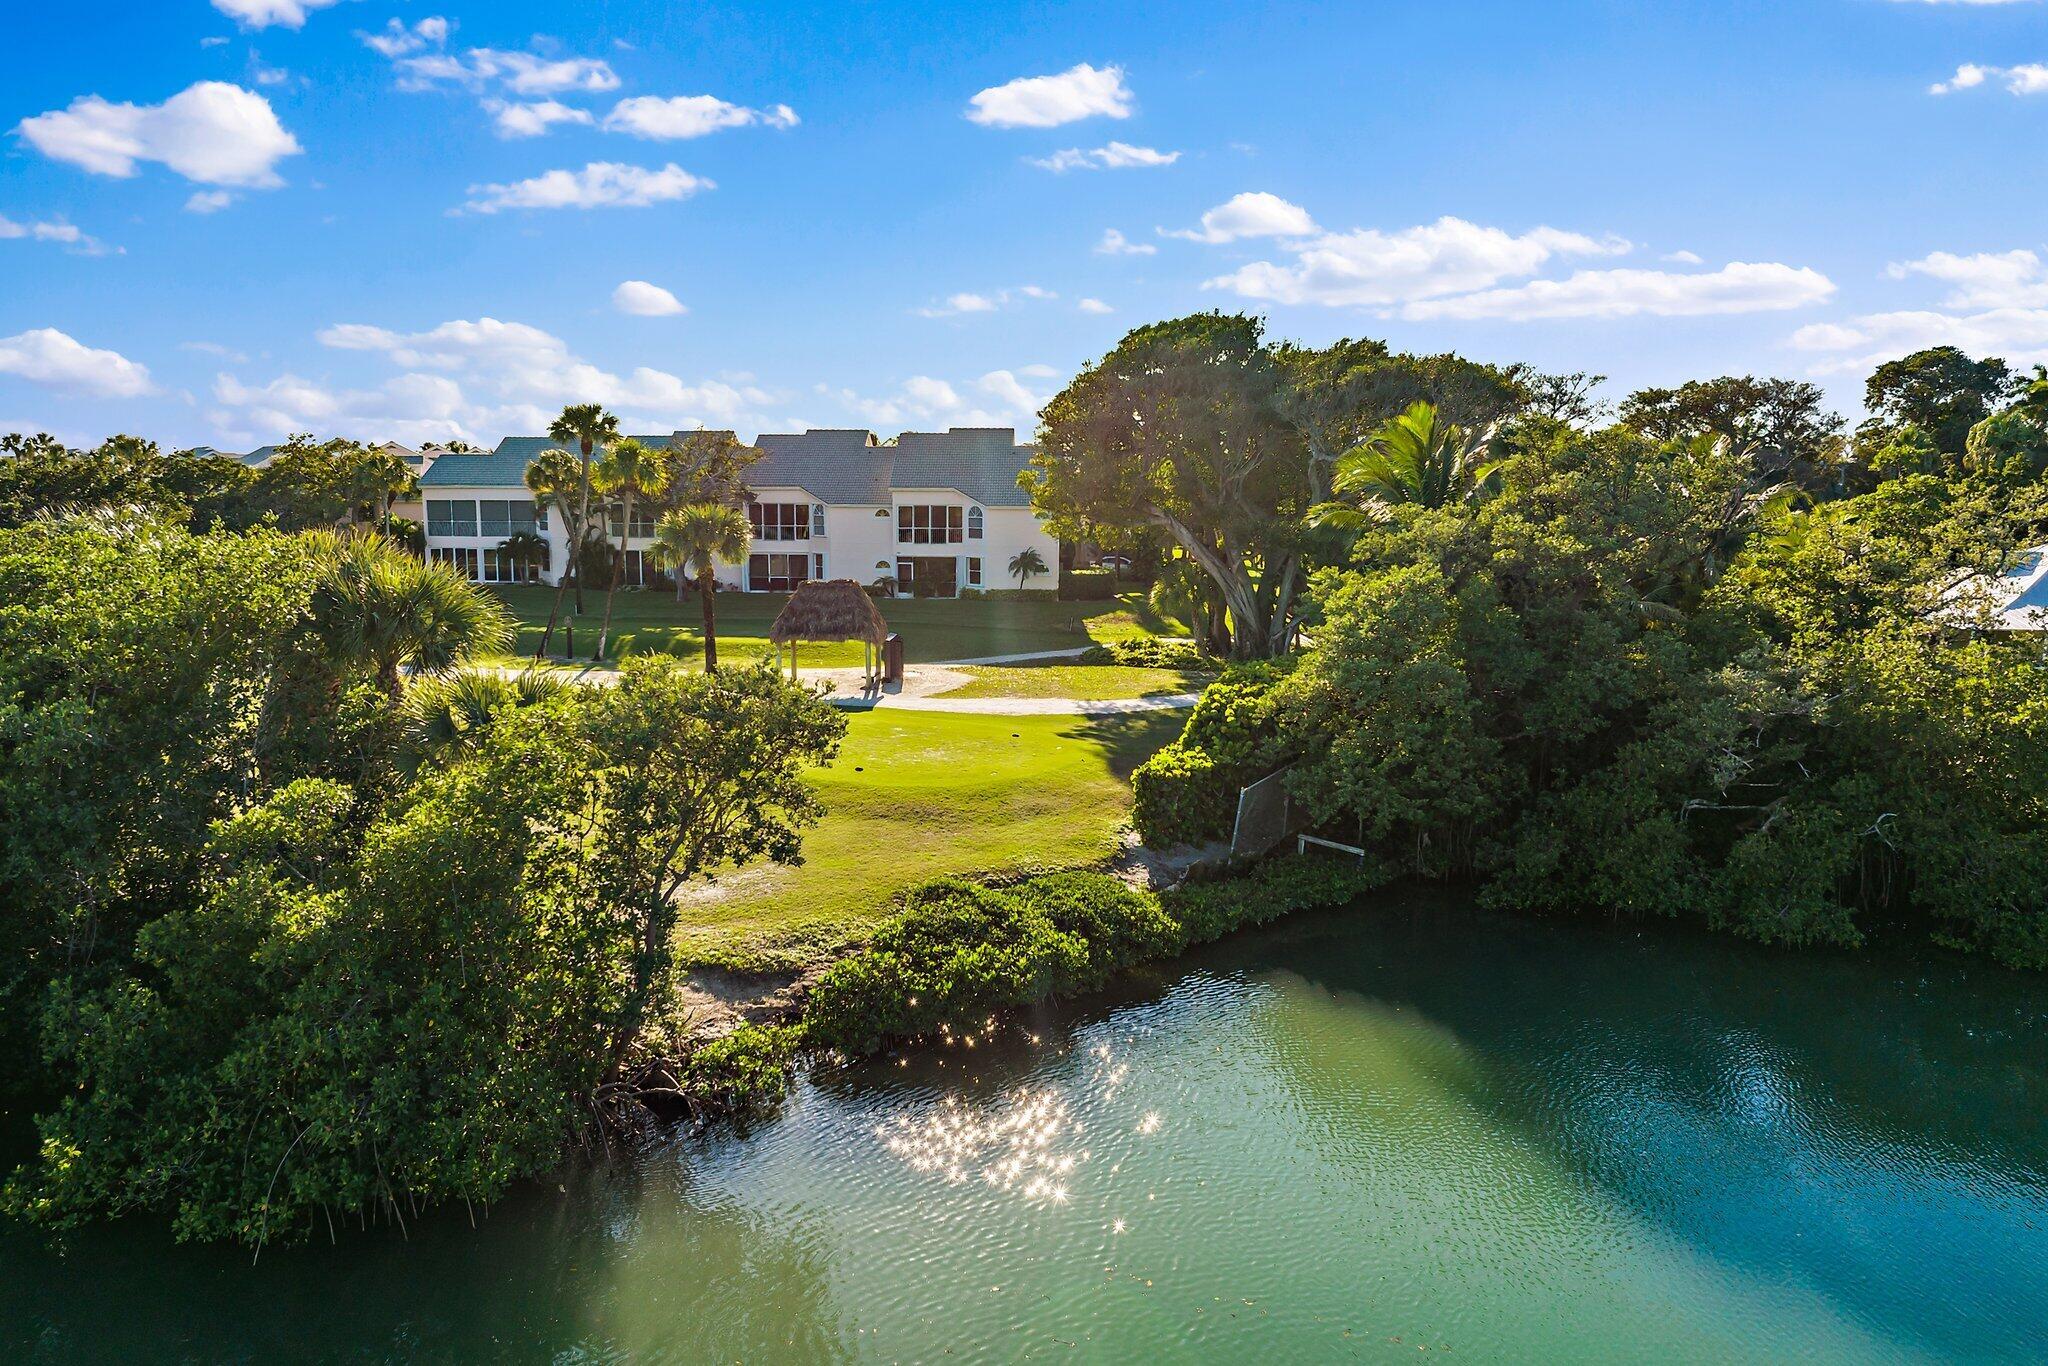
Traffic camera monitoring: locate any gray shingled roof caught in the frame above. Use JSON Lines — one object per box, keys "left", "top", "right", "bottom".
{"left": 240, "top": 445, "right": 279, "bottom": 468}
{"left": 892, "top": 428, "right": 1036, "bottom": 506}
{"left": 417, "top": 427, "right": 1037, "bottom": 507}
{"left": 418, "top": 435, "right": 673, "bottom": 489}
{"left": 750, "top": 429, "right": 892, "bottom": 504}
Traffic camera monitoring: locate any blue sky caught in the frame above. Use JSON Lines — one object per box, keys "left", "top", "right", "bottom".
{"left": 4, "top": 0, "right": 2046, "bottom": 450}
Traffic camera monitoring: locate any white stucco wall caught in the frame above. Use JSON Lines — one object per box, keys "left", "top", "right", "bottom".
{"left": 421, "top": 484, "right": 1059, "bottom": 597}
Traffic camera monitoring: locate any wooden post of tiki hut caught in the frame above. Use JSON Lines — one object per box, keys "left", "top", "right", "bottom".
{"left": 767, "top": 579, "right": 892, "bottom": 689}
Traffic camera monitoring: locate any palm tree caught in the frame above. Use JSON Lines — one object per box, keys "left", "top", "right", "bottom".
{"left": 589, "top": 437, "right": 669, "bottom": 661}
{"left": 496, "top": 530, "right": 549, "bottom": 583}
{"left": 399, "top": 666, "right": 563, "bottom": 772}
{"left": 1313, "top": 401, "right": 1501, "bottom": 528}
{"left": 307, "top": 533, "right": 512, "bottom": 700}
{"left": 547, "top": 403, "right": 621, "bottom": 617}
{"left": 649, "top": 503, "right": 751, "bottom": 672}
{"left": 1008, "top": 545, "right": 1049, "bottom": 591}
{"left": 525, "top": 446, "right": 592, "bottom": 658}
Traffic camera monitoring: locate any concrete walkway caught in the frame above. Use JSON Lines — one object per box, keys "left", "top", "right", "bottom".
{"left": 500, "top": 656, "right": 1200, "bottom": 715}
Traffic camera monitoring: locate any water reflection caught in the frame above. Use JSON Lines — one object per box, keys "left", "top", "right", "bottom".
{"left": 1, "top": 891, "right": 2043, "bottom": 1362}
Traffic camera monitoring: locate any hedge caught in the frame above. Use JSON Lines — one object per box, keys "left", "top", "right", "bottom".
{"left": 1130, "top": 657, "right": 1298, "bottom": 848}
{"left": 803, "top": 859, "right": 1386, "bottom": 1054}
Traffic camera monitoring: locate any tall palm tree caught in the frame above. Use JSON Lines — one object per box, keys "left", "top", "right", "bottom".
{"left": 649, "top": 503, "right": 751, "bottom": 672}
{"left": 547, "top": 403, "right": 621, "bottom": 617}
{"left": 1008, "top": 545, "right": 1049, "bottom": 591}
{"left": 307, "top": 533, "right": 512, "bottom": 700}
{"left": 590, "top": 437, "right": 669, "bottom": 661}
{"left": 1314, "top": 401, "right": 1501, "bottom": 527}
{"left": 525, "top": 446, "right": 591, "bottom": 658}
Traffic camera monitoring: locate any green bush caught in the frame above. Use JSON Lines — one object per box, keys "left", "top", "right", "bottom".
{"left": 1132, "top": 742, "right": 1232, "bottom": 848}
{"left": 1164, "top": 858, "right": 1388, "bottom": 946}
{"left": 804, "top": 860, "right": 1386, "bottom": 1056}
{"left": 1130, "top": 658, "right": 1297, "bottom": 848}
{"left": 1079, "top": 638, "right": 1210, "bottom": 669}
{"left": 679, "top": 1023, "right": 805, "bottom": 1111}
{"left": 804, "top": 879, "right": 1090, "bottom": 1052}
{"left": 1023, "top": 871, "right": 1185, "bottom": 978}
{"left": 1059, "top": 567, "right": 1121, "bottom": 600}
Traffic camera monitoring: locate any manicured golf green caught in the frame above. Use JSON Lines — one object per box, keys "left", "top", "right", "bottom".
{"left": 672, "top": 707, "right": 1184, "bottom": 967}
{"left": 489, "top": 585, "right": 1182, "bottom": 666}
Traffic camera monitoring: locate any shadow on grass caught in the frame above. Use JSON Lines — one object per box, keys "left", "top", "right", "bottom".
{"left": 1055, "top": 707, "right": 1188, "bottom": 780}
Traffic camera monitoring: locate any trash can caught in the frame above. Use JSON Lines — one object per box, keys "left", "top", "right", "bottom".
{"left": 883, "top": 632, "right": 904, "bottom": 684}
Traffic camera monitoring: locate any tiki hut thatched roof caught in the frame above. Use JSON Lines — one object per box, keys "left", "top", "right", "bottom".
{"left": 768, "top": 579, "right": 890, "bottom": 646}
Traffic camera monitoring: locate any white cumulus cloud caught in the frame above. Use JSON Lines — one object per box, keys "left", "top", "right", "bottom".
{"left": 185, "top": 190, "right": 237, "bottom": 214}
{"left": 360, "top": 17, "right": 450, "bottom": 58}
{"left": 1204, "top": 215, "right": 1627, "bottom": 306}
{"left": 0, "top": 214, "right": 116, "bottom": 255}
{"left": 1886, "top": 248, "right": 2048, "bottom": 307}
{"left": 1402, "top": 262, "right": 1836, "bottom": 321}
{"left": 613, "top": 280, "right": 687, "bottom": 316}
{"left": 211, "top": 0, "right": 341, "bottom": 30}
{"left": 16, "top": 82, "right": 302, "bottom": 187}
{"left": 915, "top": 286, "right": 1056, "bottom": 318}
{"left": 0, "top": 328, "right": 154, "bottom": 397}
{"left": 603, "top": 95, "right": 799, "bottom": 139}
{"left": 1095, "top": 228, "right": 1156, "bottom": 256}
{"left": 395, "top": 47, "right": 620, "bottom": 96}
{"left": 216, "top": 316, "right": 777, "bottom": 444}
{"left": 1078, "top": 298, "right": 1114, "bottom": 315}
{"left": 485, "top": 99, "right": 594, "bottom": 139}
{"left": 1166, "top": 191, "right": 1319, "bottom": 243}
{"left": 824, "top": 369, "right": 1053, "bottom": 428}
{"left": 1028, "top": 141, "right": 1178, "bottom": 172}
{"left": 967, "top": 63, "right": 1133, "bottom": 128}
{"left": 460, "top": 162, "right": 711, "bottom": 213}
{"left": 1930, "top": 62, "right": 2048, "bottom": 95}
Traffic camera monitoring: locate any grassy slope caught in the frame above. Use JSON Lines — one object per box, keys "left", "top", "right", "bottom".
{"left": 934, "top": 663, "right": 1213, "bottom": 700}
{"left": 489, "top": 586, "right": 1181, "bottom": 667}
{"left": 673, "top": 707, "right": 1184, "bottom": 967}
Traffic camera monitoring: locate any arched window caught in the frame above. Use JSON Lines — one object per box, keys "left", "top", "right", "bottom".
{"left": 967, "top": 505, "right": 984, "bottom": 540}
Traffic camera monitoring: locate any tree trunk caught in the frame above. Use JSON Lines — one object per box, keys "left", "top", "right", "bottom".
{"left": 537, "top": 563, "right": 569, "bottom": 659}
{"left": 699, "top": 566, "right": 719, "bottom": 672}
{"left": 572, "top": 442, "right": 593, "bottom": 615}
{"left": 1149, "top": 509, "right": 1274, "bottom": 658}
{"left": 595, "top": 489, "right": 630, "bottom": 660}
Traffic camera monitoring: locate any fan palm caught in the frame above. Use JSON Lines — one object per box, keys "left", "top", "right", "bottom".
{"left": 308, "top": 533, "right": 512, "bottom": 699}
{"left": 496, "top": 530, "right": 549, "bottom": 582}
{"left": 525, "top": 446, "right": 594, "bottom": 657}
{"left": 649, "top": 503, "right": 751, "bottom": 672}
{"left": 590, "top": 437, "right": 669, "bottom": 660}
{"left": 399, "top": 666, "right": 563, "bottom": 772}
{"left": 1313, "top": 402, "right": 1501, "bottom": 529}
{"left": 547, "top": 403, "right": 621, "bottom": 617}
{"left": 1008, "top": 546, "right": 1048, "bottom": 590}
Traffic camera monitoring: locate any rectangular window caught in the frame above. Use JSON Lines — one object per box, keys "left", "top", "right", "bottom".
{"left": 813, "top": 553, "right": 825, "bottom": 580}
{"left": 966, "top": 557, "right": 983, "bottom": 587}
{"left": 747, "top": 552, "right": 813, "bottom": 592}
{"left": 429, "top": 546, "right": 480, "bottom": 579}
{"left": 476, "top": 500, "right": 539, "bottom": 539}
{"left": 426, "top": 499, "right": 477, "bottom": 538}
{"left": 606, "top": 506, "right": 657, "bottom": 539}
{"left": 896, "top": 557, "right": 914, "bottom": 584}
{"left": 896, "top": 504, "right": 963, "bottom": 545}
{"left": 812, "top": 503, "right": 827, "bottom": 536}
{"left": 748, "top": 502, "right": 810, "bottom": 542}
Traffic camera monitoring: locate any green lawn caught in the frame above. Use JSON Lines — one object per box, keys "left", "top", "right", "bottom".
{"left": 488, "top": 586, "right": 1182, "bottom": 667}
{"left": 933, "top": 663, "right": 1213, "bottom": 701}
{"left": 671, "top": 707, "right": 1184, "bottom": 968}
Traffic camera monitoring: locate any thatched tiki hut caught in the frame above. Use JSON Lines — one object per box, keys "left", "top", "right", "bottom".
{"left": 768, "top": 579, "right": 891, "bottom": 685}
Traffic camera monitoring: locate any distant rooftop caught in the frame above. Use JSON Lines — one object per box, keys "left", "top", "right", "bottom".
{"left": 419, "top": 427, "right": 1035, "bottom": 505}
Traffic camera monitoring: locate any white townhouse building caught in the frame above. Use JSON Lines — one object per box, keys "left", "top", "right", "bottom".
{"left": 415, "top": 426, "right": 1060, "bottom": 597}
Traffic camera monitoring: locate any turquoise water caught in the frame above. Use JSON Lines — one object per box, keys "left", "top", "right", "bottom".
{"left": 4, "top": 893, "right": 2044, "bottom": 1361}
